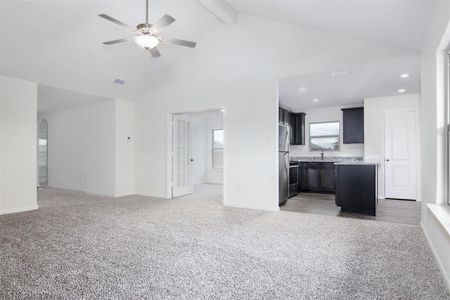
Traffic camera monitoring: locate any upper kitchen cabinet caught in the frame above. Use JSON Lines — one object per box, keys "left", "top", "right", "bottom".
{"left": 279, "top": 107, "right": 290, "bottom": 126}
{"left": 290, "top": 112, "right": 306, "bottom": 145}
{"left": 342, "top": 107, "right": 364, "bottom": 144}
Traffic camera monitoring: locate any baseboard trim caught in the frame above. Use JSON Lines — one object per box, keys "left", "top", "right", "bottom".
{"left": 0, "top": 205, "right": 39, "bottom": 215}
{"left": 223, "top": 201, "right": 279, "bottom": 212}
{"left": 421, "top": 221, "right": 450, "bottom": 293}
{"left": 46, "top": 186, "right": 118, "bottom": 198}
{"left": 114, "top": 192, "right": 136, "bottom": 197}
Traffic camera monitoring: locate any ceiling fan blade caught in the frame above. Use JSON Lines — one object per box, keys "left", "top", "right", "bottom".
{"left": 162, "top": 37, "right": 196, "bottom": 48}
{"left": 149, "top": 47, "right": 161, "bottom": 58}
{"left": 150, "top": 14, "right": 176, "bottom": 33}
{"left": 99, "top": 14, "right": 132, "bottom": 29}
{"left": 102, "top": 38, "right": 131, "bottom": 45}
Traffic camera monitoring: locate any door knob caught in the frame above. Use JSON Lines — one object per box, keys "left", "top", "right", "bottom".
{"left": 190, "top": 158, "right": 194, "bottom": 162}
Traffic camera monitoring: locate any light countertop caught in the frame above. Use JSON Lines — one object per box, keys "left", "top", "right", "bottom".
{"left": 290, "top": 156, "right": 363, "bottom": 163}
{"left": 334, "top": 160, "right": 380, "bottom": 166}
{"left": 290, "top": 156, "right": 380, "bottom": 165}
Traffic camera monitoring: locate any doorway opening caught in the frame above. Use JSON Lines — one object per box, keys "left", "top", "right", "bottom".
{"left": 38, "top": 119, "right": 48, "bottom": 187}
{"left": 169, "top": 109, "right": 225, "bottom": 201}
{"left": 277, "top": 60, "right": 421, "bottom": 225}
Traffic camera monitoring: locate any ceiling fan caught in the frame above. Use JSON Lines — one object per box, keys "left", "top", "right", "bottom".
{"left": 99, "top": 0, "right": 196, "bottom": 58}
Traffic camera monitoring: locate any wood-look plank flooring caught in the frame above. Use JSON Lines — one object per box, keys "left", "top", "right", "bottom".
{"left": 281, "top": 193, "right": 421, "bottom": 225}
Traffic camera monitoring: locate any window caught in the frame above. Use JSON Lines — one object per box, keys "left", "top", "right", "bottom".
{"left": 309, "top": 121, "right": 340, "bottom": 151}
{"left": 38, "top": 119, "right": 48, "bottom": 186}
{"left": 447, "top": 51, "right": 450, "bottom": 205}
{"left": 212, "top": 129, "right": 224, "bottom": 169}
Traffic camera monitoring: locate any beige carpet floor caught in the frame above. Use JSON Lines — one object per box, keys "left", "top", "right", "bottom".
{"left": 0, "top": 188, "right": 448, "bottom": 299}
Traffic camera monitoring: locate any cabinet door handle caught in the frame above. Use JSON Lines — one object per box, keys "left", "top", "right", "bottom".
{"left": 385, "top": 159, "right": 390, "bottom": 162}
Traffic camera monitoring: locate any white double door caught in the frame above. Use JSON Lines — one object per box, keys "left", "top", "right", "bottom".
{"left": 384, "top": 110, "right": 417, "bottom": 200}
{"left": 172, "top": 114, "right": 193, "bottom": 197}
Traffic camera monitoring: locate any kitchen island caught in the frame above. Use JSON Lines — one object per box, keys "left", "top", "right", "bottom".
{"left": 334, "top": 161, "right": 378, "bottom": 216}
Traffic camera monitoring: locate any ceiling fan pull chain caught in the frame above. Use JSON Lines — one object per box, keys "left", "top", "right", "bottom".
{"left": 146, "top": 49, "right": 151, "bottom": 68}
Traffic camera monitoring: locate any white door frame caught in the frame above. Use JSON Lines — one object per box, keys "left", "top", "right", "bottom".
{"left": 382, "top": 108, "right": 419, "bottom": 200}
{"left": 166, "top": 108, "right": 226, "bottom": 203}
{"left": 171, "top": 114, "right": 193, "bottom": 197}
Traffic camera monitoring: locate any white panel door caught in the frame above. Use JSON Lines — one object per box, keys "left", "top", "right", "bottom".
{"left": 172, "top": 114, "right": 193, "bottom": 197}
{"left": 384, "top": 111, "right": 417, "bottom": 200}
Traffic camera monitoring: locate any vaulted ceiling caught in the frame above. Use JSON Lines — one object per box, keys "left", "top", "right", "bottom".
{"left": 228, "top": 0, "right": 435, "bottom": 51}
{"left": 0, "top": 1, "right": 220, "bottom": 100}
{"left": 0, "top": 0, "right": 436, "bottom": 103}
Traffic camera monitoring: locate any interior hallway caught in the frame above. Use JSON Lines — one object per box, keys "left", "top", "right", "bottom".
{"left": 194, "top": 183, "right": 222, "bottom": 196}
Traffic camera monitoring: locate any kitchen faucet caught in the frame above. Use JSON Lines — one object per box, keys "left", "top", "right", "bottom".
{"left": 321, "top": 150, "right": 324, "bottom": 160}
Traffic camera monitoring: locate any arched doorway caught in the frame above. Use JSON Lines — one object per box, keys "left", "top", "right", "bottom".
{"left": 38, "top": 119, "right": 48, "bottom": 187}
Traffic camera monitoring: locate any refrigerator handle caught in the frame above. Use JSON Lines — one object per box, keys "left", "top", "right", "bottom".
{"left": 285, "top": 153, "right": 289, "bottom": 183}
{"left": 285, "top": 128, "right": 289, "bottom": 151}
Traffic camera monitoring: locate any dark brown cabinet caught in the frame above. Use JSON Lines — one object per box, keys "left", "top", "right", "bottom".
{"left": 279, "top": 107, "right": 306, "bottom": 145}
{"left": 290, "top": 113, "right": 306, "bottom": 145}
{"left": 298, "top": 162, "right": 335, "bottom": 193}
{"left": 335, "top": 164, "right": 377, "bottom": 216}
{"left": 279, "top": 107, "right": 290, "bottom": 125}
{"left": 342, "top": 107, "right": 364, "bottom": 144}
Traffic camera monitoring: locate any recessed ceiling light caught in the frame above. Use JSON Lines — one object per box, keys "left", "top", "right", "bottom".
{"left": 400, "top": 73, "right": 410, "bottom": 78}
{"left": 331, "top": 70, "right": 352, "bottom": 77}
{"left": 113, "top": 78, "right": 126, "bottom": 85}
{"left": 313, "top": 98, "right": 319, "bottom": 103}
{"left": 298, "top": 87, "right": 307, "bottom": 93}
{"left": 398, "top": 89, "right": 406, "bottom": 93}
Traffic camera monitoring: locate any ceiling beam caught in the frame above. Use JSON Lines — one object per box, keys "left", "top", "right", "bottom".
{"left": 197, "top": 0, "right": 238, "bottom": 25}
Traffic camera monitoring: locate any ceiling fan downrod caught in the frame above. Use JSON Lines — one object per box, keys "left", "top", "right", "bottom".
{"left": 145, "top": 0, "right": 149, "bottom": 25}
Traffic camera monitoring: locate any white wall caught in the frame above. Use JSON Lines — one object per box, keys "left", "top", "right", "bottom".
{"left": 115, "top": 100, "right": 135, "bottom": 197}
{"left": 38, "top": 98, "right": 135, "bottom": 197}
{"left": 136, "top": 81, "right": 278, "bottom": 211}
{"left": 39, "top": 101, "right": 116, "bottom": 196}
{"left": 0, "top": 78, "right": 2, "bottom": 209}
{"left": 0, "top": 75, "right": 38, "bottom": 214}
{"left": 364, "top": 94, "right": 421, "bottom": 200}
{"left": 420, "top": 0, "right": 450, "bottom": 290}
{"left": 290, "top": 105, "right": 364, "bottom": 158}
{"left": 191, "top": 111, "right": 223, "bottom": 185}
{"left": 422, "top": 207, "right": 450, "bottom": 291}
{"left": 133, "top": 14, "right": 416, "bottom": 212}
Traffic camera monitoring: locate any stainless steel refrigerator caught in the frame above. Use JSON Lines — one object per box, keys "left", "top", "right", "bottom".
{"left": 279, "top": 124, "right": 289, "bottom": 206}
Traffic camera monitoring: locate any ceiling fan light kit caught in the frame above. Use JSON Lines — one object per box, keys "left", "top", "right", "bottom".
{"left": 99, "top": 0, "right": 196, "bottom": 57}
{"left": 134, "top": 35, "right": 159, "bottom": 49}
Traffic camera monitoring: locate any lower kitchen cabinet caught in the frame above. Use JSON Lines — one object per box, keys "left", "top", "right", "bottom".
{"left": 299, "top": 162, "right": 335, "bottom": 193}
{"left": 335, "top": 164, "right": 377, "bottom": 216}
